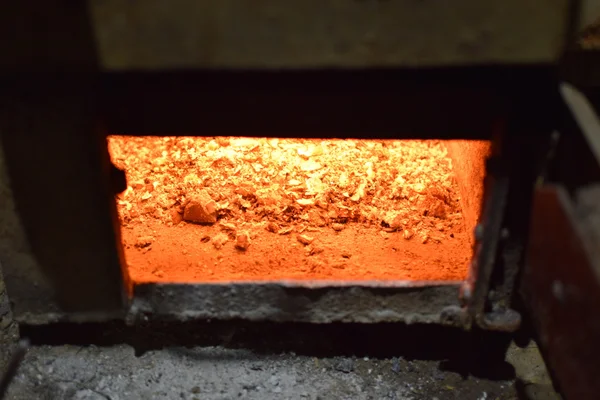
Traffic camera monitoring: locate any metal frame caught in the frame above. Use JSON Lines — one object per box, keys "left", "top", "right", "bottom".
{"left": 0, "top": 67, "right": 558, "bottom": 326}
{"left": 88, "top": 0, "right": 573, "bottom": 69}
{"left": 0, "top": 1, "right": 571, "bottom": 329}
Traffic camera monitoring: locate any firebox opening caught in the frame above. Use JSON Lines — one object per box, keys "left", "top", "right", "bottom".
{"left": 107, "top": 137, "right": 490, "bottom": 291}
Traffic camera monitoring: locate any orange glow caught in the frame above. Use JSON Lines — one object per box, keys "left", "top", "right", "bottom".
{"left": 108, "top": 136, "right": 489, "bottom": 287}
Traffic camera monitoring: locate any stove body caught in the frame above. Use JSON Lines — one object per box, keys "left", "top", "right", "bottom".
{"left": 1, "top": 1, "right": 599, "bottom": 397}
{"left": 0, "top": 0, "right": 571, "bottom": 325}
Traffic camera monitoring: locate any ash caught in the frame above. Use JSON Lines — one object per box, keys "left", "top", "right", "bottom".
{"left": 4, "top": 345, "right": 516, "bottom": 400}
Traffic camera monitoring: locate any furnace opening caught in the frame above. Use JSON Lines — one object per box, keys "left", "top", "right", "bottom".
{"left": 108, "top": 137, "right": 490, "bottom": 288}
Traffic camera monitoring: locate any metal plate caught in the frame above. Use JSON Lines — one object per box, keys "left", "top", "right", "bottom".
{"left": 89, "top": 0, "right": 572, "bottom": 69}
{"left": 522, "top": 185, "right": 600, "bottom": 400}
{"left": 128, "top": 281, "right": 461, "bottom": 324}
{"left": 0, "top": 79, "right": 127, "bottom": 320}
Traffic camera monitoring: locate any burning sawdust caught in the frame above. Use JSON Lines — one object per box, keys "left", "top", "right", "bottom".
{"left": 109, "top": 137, "right": 463, "bottom": 245}
{"left": 108, "top": 136, "right": 475, "bottom": 284}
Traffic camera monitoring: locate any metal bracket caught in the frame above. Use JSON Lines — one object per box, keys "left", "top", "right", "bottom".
{"left": 441, "top": 152, "right": 524, "bottom": 332}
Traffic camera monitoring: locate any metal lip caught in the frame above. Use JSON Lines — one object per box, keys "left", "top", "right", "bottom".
{"left": 132, "top": 279, "right": 463, "bottom": 289}
{"left": 129, "top": 280, "right": 462, "bottom": 324}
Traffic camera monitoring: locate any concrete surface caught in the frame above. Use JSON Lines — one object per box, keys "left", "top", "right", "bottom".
{"left": 4, "top": 344, "right": 517, "bottom": 400}
{"left": 0, "top": 268, "right": 17, "bottom": 362}
{"left": 505, "top": 342, "right": 561, "bottom": 400}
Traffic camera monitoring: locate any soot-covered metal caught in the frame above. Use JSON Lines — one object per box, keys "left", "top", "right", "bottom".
{"left": 0, "top": 68, "right": 556, "bottom": 331}
{"left": 0, "top": 0, "right": 572, "bottom": 335}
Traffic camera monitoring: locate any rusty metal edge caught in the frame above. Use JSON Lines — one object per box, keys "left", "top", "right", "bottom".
{"left": 468, "top": 168, "right": 510, "bottom": 325}
{"left": 522, "top": 185, "right": 600, "bottom": 400}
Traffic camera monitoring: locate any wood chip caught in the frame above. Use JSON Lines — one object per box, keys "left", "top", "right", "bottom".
{"left": 235, "top": 231, "right": 251, "bottom": 250}
{"left": 383, "top": 212, "right": 404, "bottom": 231}
{"left": 135, "top": 236, "right": 154, "bottom": 248}
{"left": 297, "top": 144, "right": 323, "bottom": 158}
{"left": 350, "top": 182, "right": 366, "bottom": 202}
{"left": 266, "top": 222, "right": 279, "bottom": 233}
{"left": 332, "top": 262, "right": 346, "bottom": 269}
{"left": 308, "top": 243, "right": 325, "bottom": 255}
{"left": 296, "top": 198, "right": 316, "bottom": 206}
{"left": 219, "top": 222, "right": 237, "bottom": 231}
{"left": 152, "top": 269, "right": 165, "bottom": 277}
{"left": 300, "top": 160, "right": 322, "bottom": 171}
{"left": 331, "top": 223, "right": 345, "bottom": 232}
{"left": 216, "top": 137, "right": 230, "bottom": 147}
{"left": 212, "top": 233, "right": 229, "bottom": 249}
{"left": 297, "top": 234, "right": 314, "bottom": 245}
{"left": 183, "top": 190, "right": 217, "bottom": 224}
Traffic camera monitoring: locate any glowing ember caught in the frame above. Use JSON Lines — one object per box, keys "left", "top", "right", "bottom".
{"left": 108, "top": 137, "right": 484, "bottom": 285}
